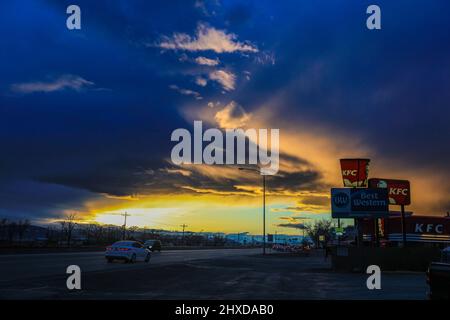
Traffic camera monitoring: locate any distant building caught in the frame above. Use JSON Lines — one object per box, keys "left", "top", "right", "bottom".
{"left": 271, "top": 234, "right": 307, "bottom": 245}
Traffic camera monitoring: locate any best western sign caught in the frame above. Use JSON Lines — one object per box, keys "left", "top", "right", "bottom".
{"left": 368, "top": 178, "right": 411, "bottom": 205}
{"left": 331, "top": 188, "right": 389, "bottom": 218}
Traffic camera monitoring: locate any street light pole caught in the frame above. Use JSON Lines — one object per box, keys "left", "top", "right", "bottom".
{"left": 239, "top": 167, "right": 267, "bottom": 255}
{"left": 263, "top": 174, "right": 266, "bottom": 255}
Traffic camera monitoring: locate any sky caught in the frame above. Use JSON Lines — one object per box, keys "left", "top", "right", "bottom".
{"left": 0, "top": 0, "right": 449, "bottom": 235}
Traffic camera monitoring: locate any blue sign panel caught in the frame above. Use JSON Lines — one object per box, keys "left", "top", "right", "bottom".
{"left": 331, "top": 188, "right": 389, "bottom": 218}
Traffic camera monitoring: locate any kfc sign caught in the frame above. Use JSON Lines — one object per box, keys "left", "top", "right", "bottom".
{"left": 369, "top": 178, "right": 411, "bottom": 205}
{"left": 414, "top": 223, "right": 443, "bottom": 234}
{"left": 339, "top": 159, "right": 370, "bottom": 187}
{"left": 361, "top": 216, "right": 450, "bottom": 244}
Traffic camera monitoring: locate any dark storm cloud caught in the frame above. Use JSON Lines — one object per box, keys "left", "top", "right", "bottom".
{"left": 0, "top": 180, "right": 97, "bottom": 220}
{"left": 233, "top": 1, "right": 450, "bottom": 174}
{"left": 277, "top": 223, "right": 306, "bottom": 230}
{"left": 137, "top": 154, "right": 324, "bottom": 197}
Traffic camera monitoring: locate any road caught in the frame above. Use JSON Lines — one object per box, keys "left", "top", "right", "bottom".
{"left": 0, "top": 248, "right": 427, "bottom": 299}
{"left": 0, "top": 248, "right": 261, "bottom": 283}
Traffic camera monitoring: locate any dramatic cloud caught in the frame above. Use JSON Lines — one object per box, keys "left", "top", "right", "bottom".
{"left": 157, "top": 23, "right": 258, "bottom": 53}
{"left": 277, "top": 223, "right": 306, "bottom": 230}
{"left": 10, "top": 74, "right": 94, "bottom": 94}
{"left": 195, "top": 77, "right": 208, "bottom": 87}
{"left": 271, "top": 195, "right": 330, "bottom": 213}
{"left": 161, "top": 168, "right": 193, "bottom": 177}
{"left": 214, "top": 101, "right": 251, "bottom": 128}
{"left": 195, "top": 56, "right": 220, "bottom": 66}
{"left": 169, "top": 84, "right": 202, "bottom": 99}
{"left": 209, "top": 69, "right": 236, "bottom": 91}
{"left": 278, "top": 216, "right": 312, "bottom": 222}
{"left": 0, "top": 180, "right": 98, "bottom": 221}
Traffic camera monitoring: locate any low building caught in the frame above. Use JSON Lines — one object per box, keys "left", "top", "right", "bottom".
{"left": 361, "top": 214, "right": 450, "bottom": 248}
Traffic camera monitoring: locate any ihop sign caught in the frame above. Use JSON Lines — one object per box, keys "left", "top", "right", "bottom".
{"left": 331, "top": 188, "right": 389, "bottom": 218}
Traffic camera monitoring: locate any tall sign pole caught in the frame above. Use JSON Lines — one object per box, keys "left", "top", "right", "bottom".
{"left": 400, "top": 204, "right": 406, "bottom": 247}
{"left": 337, "top": 218, "right": 341, "bottom": 246}
{"left": 369, "top": 178, "right": 411, "bottom": 248}
{"left": 339, "top": 159, "right": 371, "bottom": 247}
{"left": 263, "top": 174, "right": 266, "bottom": 255}
{"left": 374, "top": 218, "right": 380, "bottom": 247}
{"left": 238, "top": 167, "right": 269, "bottom": 256}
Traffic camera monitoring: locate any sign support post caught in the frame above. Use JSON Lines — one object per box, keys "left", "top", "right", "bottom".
{"left": 355, "top": 218, "right": 361, "bottom": 247}
{"left": 401, "top": 204, "right": 407, "bottom": 247}
{"left": 374, "top": 218, "right": 380, "bottom": 247}
{"left": 337, "top": 218, "right": 341, "bottom": 246}
{"left": 339, "top": 159, "right": 371, "bottom": 248}
{"left": 369, "top": 178, "right": 411, "bottom": 248}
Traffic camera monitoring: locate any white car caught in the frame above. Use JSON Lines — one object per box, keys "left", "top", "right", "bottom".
{"left": 105, "top": 241, "right": 151, "bottom": 263}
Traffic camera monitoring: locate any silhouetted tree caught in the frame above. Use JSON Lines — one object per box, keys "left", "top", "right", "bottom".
{"left": 59, "top": 213, "right": 77, "bottom": 247}
{"left": 46, "top": 225, "right": 58, "bottom": 243}
{"left": 16, "top": 219, "right": 30, "bottom": 242}
{"left": 6, "top": 221, "right": 18, "bottom": 244}
{"left": 305, "top": 219, "right": 335, "bottom": 248}
{"left": 0, "top": 218, "right": 8, "bottom": 241}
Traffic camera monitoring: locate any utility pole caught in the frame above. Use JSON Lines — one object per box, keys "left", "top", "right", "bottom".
{"left": 121, "top": 212, "right": 129, "bottom": 240}
{"left": 180, "top": 224, "right": 187, "bottom": 244}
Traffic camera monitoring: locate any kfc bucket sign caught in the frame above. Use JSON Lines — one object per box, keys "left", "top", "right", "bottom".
{"left": 339, "top": 159, "right": 370, "bottom": 188}
{"left": 369, "top": 178, "right": 411, "bottom": 206}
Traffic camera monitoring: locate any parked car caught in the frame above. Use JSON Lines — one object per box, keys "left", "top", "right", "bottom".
{"left": 272, "top": 243, "right": 311, "bottom": 255}
{"left": 105, "top": 241, "right": 151, "bottom": 263}
{"left": 144, "top": 239, "right": 162, "bottom": 252}
{"left": 427, "top": 246, "right": 450, "bottom": 299}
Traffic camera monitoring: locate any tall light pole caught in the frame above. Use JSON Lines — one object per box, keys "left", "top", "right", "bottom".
{"left": 239, "top": 167, "right": 267, "bottom": 255}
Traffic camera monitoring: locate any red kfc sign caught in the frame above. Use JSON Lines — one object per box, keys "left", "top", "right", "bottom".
{"left": 369, "top": 178, "right": 411, "bottom": 206}
{"left": 339, "top": 159, "right": 370, "bottom": 187}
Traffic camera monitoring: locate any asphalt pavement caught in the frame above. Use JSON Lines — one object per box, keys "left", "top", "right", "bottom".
{"left": 0, "top": 248, "right": 261, "bottom": 283}
{"left": 0, "top": 248, "right": 427, "bottom": 299}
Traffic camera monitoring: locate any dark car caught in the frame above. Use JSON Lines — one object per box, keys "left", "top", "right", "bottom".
{"left": 427, "top": 247, "right": 450, "bottom": 299}
{"left": 144, "top": 239, "right": 162, "bottom": 252}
